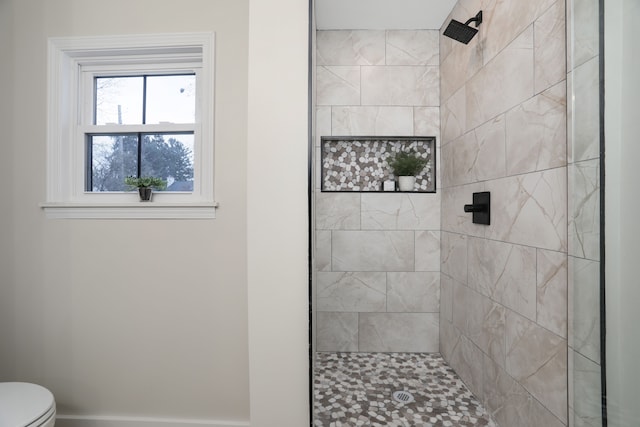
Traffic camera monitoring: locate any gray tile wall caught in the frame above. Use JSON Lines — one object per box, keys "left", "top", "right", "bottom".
{"left": 439, "top": 1, "right": 569, "bottom": 427}
{"left": 314, "top": 30, "right": 441, "bottom": 353}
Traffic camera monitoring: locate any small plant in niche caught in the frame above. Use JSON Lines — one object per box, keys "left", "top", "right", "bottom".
{"left": 389, "top": 150, "right": 429, "bottom": 191}
{"left": 124, "top": 176, "right": 167, "bottom": 201}
{"left": 389, "top": 151, "right": 429, "bottom": 176}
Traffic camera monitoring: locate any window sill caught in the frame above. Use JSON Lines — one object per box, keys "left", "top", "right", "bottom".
{"left": 40, "top": 202, "right": 218, "bottom": 219}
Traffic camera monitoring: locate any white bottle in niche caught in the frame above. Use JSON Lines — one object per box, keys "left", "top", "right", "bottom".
{"left": 383, "top": 180, "right": 395, "bottom": 192}
{"left": 398, "top": 176, "right": 416, "bottom": 192}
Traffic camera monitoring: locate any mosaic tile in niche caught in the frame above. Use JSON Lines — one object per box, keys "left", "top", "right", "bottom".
{"left": 321, "top": 137, "right": 436, "bottom": 192}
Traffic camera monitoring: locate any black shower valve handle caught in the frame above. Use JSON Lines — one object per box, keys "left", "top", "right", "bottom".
{"left": 464, "top": 191, "right": 491, "bottom": 225}
{"left": 464, "top": 203, "right": 487, "bottom": 213}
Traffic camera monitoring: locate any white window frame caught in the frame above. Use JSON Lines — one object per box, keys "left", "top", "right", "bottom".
{"left": 43, "top": 33, "right": 217, "bottom": 219}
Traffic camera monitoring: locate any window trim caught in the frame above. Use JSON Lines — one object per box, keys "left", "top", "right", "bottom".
{"left": 44, "top": 32, "right": 216, "bottom": 219}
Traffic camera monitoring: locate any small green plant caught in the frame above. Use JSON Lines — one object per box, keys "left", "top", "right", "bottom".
{"left": 124, "top": 176, "right": 167, "bottom": 190}
{"left": 389, "top": 151, "right": 429, "bottom": 176}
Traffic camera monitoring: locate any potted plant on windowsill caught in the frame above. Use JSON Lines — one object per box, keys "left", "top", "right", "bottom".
{"left": 389, "top": 151, "right": 429, "bottom": 192}
{"left": 124, "top": 176, "right": 167, "bottom": 202}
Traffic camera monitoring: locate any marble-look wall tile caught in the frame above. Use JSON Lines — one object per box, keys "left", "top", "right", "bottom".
{"left": 449, "top": 334, "right": 485, "bottom": 400}
{"left": 485, "top": 167, "right": 567, "bottom": 251}
{"left": 387, "top": 272, "right": 440, "bottom": 312}
{"left": 317, "top": 272, "right": 386, "bottom": 312}
{"left": 361, "top": 193, "right": 440, "bottom": 230}
{"left": 440, "top": 140, "right": 456, "bottom": 188}
{"left": 505, "top": 310, "right": 568, "bottom": 423}
{"left": 537, "top": 249, "right": 568, "bottom": 338}
{"left": 453, "top": 282, "right": 506, "bottom": 366}
{"left": 452, "top": 281, "right": 481, "bottom": 339}
{"left": 316, "top": 30, "right": 385, "bottom": 66}
{"left": 438, "top": 1, "right": 570, "bottom": 422}
{"left": 439, "top": 31, "right": 483, "bottom": 102}
{"left": 315, "top": 193, "right": 360, "bottom": 230}
{"left": 484, "top": 354, "right": 566, "bottom": 427}
{"left": 439, "top": 318, "right": 462, "bottom": 362}
{"left": 569, "top": 349, "right": 574, "bottom": 426}
{"left": 441, "top": 86, "right": 466, "bottom": 144}
{"left": 569, "top": 256, "right": 600, "bottom": 363}
{"left": 468, "top": 237, "right": 537, "bottom": 321}
{"left": 440, "top": 274, "right": 454, "bottom": 322}
{"left": 314, "top": 28, "right": 442, "bottom": 354}
{"left": 472, "top": 115, "right": 507, "bottom": 180}
{"left": 439, "top": 26, "right": 455, "bottom": 65}
{"left": 570, "top": 0, "right": 599, "bottom": 69}
{"left": 534, "top": 0, "right": 566, "bottom": 93}
{"left": 480, "top": 298, "right": 507, "bottom": 367}
{"left": 505, "top": 82, "right": 567, "bottom": 175}
{"left": 568, "top": 159, "right": 600, "bottom": 260}
{"left": 315, "top": 147, "right": 322, "bottom": 189}
{"left": 571, "top": 349, "right": 603, "bottom": 427}
{"left": 466, "top": 27, "right": 534, "bottom": 131}
{"left": 315, "top": 230, "right": 331, "bottom": 272}
{"left": 316, "top": 107, "right": 331, "bottom": 147}
{"left": 568, "top": 57, "right": 600, "bottom": 162}
{"left": 332, "top": 106, "right": 414, "bottom": 136}
{"left": 444, "top": 116, "right": 506, "bottom": 187}
{"left": 441, "top": 182, "right": 486, "bottom": 237}
{"left": 481, "top": 0, "right": 557, "bottom": 65}
{"left": 415, "top": 230, "right": 441, "bottom": 272}
{"left": 386, "top": 30, "right": 439, "bottom": 66}
{"left": 441, "top": 232, "right": 468, "bottom": 284}
{"left": 413, "top": 107, "right": 440, "bottom": 138}
{"left": 361, "top": 66, "right": 439, "bottom": 106}
{"left": 316, "top": 66, "right": 361, "bottom": 106}
{"left": 332, "top": 231, "right": 415, "bottom": 272}
{"left": 359, "top": 313, "right": 439, "bottom": 352}
{"left": 316, "top": 312, "right": 358, "bottom": 351}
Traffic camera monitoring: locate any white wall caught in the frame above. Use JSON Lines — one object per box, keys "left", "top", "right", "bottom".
{"left": 3, "top": 0, "right": 312, "bottom": 424}
{"left": 605, "top": 0, "right": 640, "bottom": 424}
{"left": 246, "top": 0, "right": 310, "bottom": 425}
{"left": 2, "top": 0, "right": 251, "bottom": 424}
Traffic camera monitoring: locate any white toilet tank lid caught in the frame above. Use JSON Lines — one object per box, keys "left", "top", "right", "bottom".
{"left": 0, "top": 382, "right": 55, "bottom": 427}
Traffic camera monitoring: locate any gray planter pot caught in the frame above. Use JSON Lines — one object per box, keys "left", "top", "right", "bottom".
{"left": 138, "top": 187, "right": 153, "bottom": 201}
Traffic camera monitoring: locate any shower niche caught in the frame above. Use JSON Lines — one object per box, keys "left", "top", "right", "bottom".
{"left": 320, "top": 136, "right": 436, "bottom": 193}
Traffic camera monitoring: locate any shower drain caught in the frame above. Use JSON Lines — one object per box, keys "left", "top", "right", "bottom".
{"left": 392, "top": 390, "right": 415, "bottom": 403}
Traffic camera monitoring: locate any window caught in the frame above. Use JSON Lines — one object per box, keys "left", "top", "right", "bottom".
{"left": 44, "top": 33, "right": 216, "bottom": 219}
{"left": 88, "top": 75, "right": 195, "bottom": 192}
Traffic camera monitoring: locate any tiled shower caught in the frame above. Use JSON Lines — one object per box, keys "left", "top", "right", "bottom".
{"left": 314, "top": 29, "right": 442, "bottom": 353}
{"left": 312, "top": 0, "right": 602, "bottom": 426}
{"left": 439, "top": 0, "right": 568, "bottom": 425}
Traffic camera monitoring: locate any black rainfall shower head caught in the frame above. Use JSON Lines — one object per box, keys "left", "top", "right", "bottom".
{"left": 443, "top": 10, "right": 483, "bottom": 44}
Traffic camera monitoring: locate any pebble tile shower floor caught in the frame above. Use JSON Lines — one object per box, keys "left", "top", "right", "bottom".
{"left": 314, "top": 352, "right": 497, "bottom": 427}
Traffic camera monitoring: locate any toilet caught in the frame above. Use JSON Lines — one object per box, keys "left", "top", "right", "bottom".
{"left": 0, "top": 383, "right": 56, "bottom": 427}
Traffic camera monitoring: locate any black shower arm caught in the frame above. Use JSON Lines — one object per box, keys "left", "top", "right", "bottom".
{"left": 464, "top": 11, "right": 483, "bottom": 27}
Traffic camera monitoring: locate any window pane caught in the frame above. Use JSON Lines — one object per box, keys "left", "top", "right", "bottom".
{"left": 145, "top": 75, "right": 196, "bottom": 124}
{"left": 95, "top": 77, "right": 143, "bottom": 125}
{"left": 141, "top": 133, "right": 194, "bottom": 191}
{"left": 88, "top": 135, "right": 138, "bottom": 191}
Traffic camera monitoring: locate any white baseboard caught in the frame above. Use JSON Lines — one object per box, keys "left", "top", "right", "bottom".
{"left": 55, "top": 415, "right": 250, "bottom": 427}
